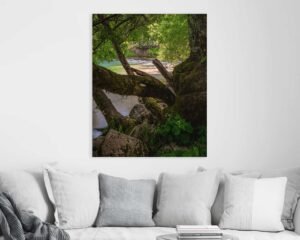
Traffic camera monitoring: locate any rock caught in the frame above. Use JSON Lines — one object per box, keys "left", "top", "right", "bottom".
{"left": 100, "top": 129, "right": 148, "bottom": 156}
{"left": 129, "top": 104, "right": 151, "bottom": 123}
{"left": 130, "top": 122, "right": 155, "bottom": 143}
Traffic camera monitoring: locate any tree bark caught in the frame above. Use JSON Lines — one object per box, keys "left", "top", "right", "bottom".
{"left": 188, "top": 14, "right": 207, "bottom": 60}
{"left": 93, "top": 89, "right": 136, "bottom": 129}
{"left": 130, "top": 67, "right": 153, "bottom": 78}
{"left": 172, "top": 14, "right": 207, "bottom": 125}
{"left": 93, "top": 64, "right": 176, "bottom": 105}
{"left": 152, "top": 59, "right": 173, "bottom": 84}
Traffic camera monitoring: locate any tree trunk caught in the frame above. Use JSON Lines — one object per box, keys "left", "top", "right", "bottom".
{"left": 188, "top": 14, "right": 207, "bottom": 60}
{"left": 172, "top": 14, "right": 207, "bottom": 125}
{"left": 93, "top": 64, "right": 176, "bottom": 105}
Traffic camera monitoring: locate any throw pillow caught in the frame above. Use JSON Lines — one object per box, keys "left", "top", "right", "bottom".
{"left": 154, "top": 169, "right": 220, "bottom": 227}
{"left": 261, "top": 167, "right": 300, "bottom": 230}
{"left": 205, "top": 166, "right": 300, "bottom": 230}
{"left": 219, "top": 175, "right": 287, "bottom": 232}
{"left": 95, "top": 174, "right": 156, "bottom": 227}
{"left": 205, "top": 168, "right": 261, "bottom": 225}
{"left": 0, "top": 170, "right": 54, "bottom": 223}
{"left": 44, "top": 166, "right": 100, "bottom": 229}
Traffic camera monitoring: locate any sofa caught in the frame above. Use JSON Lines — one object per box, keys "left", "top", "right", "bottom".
{"left": 0, "top": 165, "right": 299, "bottom": 240}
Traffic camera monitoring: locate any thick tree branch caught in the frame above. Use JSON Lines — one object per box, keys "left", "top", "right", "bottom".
{"left": 93, "top": 64, "right": 176, "bottom": 105}
{"left": 152, "top": 59, "right": 173, "bottom": 84}
{"left": 130, "top": 67, "right": 154, "bottom": 78}
{"left": 93, "top": 89, "right": 136, "bottom": 129}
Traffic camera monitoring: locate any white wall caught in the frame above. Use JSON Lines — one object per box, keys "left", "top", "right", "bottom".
{"left": 0, "top": 0, "right": 299, "bottom": 179}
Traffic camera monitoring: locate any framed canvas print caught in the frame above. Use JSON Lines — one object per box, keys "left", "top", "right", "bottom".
{"left": 92, "top": 14, "right": 206, "bottom": 157}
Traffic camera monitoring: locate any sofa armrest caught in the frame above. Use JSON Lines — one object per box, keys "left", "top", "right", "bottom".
{"left": 295, "top": 198, "right": 300, "bottom": 234}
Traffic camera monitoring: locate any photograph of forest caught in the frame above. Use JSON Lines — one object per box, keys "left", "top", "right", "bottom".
{"left": 93, "top": 14, "right": 207, "bottom": 157}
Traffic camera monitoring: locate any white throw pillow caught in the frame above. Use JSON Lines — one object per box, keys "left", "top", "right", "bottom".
{"left": 208, "top": 169, "right": 261, "bottom": 225}
{"left": 219, "top": 175, "right": 287, "bottom": 232}
{"left": 44, "top": 166, "right": 100, "bottom": 229}
{"left": 0, "top": 170, "right": 54, "bottom": 222}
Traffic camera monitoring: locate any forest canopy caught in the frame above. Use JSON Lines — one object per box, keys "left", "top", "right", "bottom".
{"left": 93, "top": 14, "right": 189, "bottom": 63}
{"left": 92, "top": 14, "right": 207, "bottom": 157}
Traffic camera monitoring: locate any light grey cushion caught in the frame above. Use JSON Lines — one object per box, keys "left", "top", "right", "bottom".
{"left": 219, "top": 175, "right": 287, "bottom": 232}
{"left": 207, "top": 169, "right": 261, "bottom": 225}
{"left": 0, "top": 170, "right": 54, "bottom": 223}
{"left": 261, "top": 167, "right": 300, "bottom": 230}
{"left": 154, "top": 169, "right": 220, "bottom": 227}
{"left": 95, "top": 174, "right": 156, "bottom": 227}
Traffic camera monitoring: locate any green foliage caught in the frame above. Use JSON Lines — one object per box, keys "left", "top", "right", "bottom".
{"left": 155, "top": 114, "right": 193, "bottom": 146}
{"left": 109, "top": 120, "right": 125, "bottom": 133}
{"left": 153, "top": 15, "right": 190, "bottom": 61}
{"left": 157, "top": 124, "right": 207, "bottom": 157}
{"left": 147, "top": 47, "right": 159, "bottom": 58}
{"left": 92, "top": 14, "right": 190, "bottom": 63}
{"left": 159, "top": 146, "right": 203, "bottom": 157}
{"left": 197, "top": 126, "right": 207, "bottom": 145}
{"left": 93, "top": 14, "right": 158, "bottom": 62}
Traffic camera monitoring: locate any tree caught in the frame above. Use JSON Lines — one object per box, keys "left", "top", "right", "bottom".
{"left": 172, "top": 14, "right": 207, "bottom": 124}
{"left": 92, "top": 14, "right": 206, "bottom": 132}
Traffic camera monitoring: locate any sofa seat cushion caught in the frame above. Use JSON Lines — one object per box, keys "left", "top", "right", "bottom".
{"left": 66, "top": 227, "right": 299, "bottom": 240}
{"left": 66, "top": 227, "right": 175, "bottom": 240}
{"left": 224, "top": 230, "right": 298, "bottom": 240}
